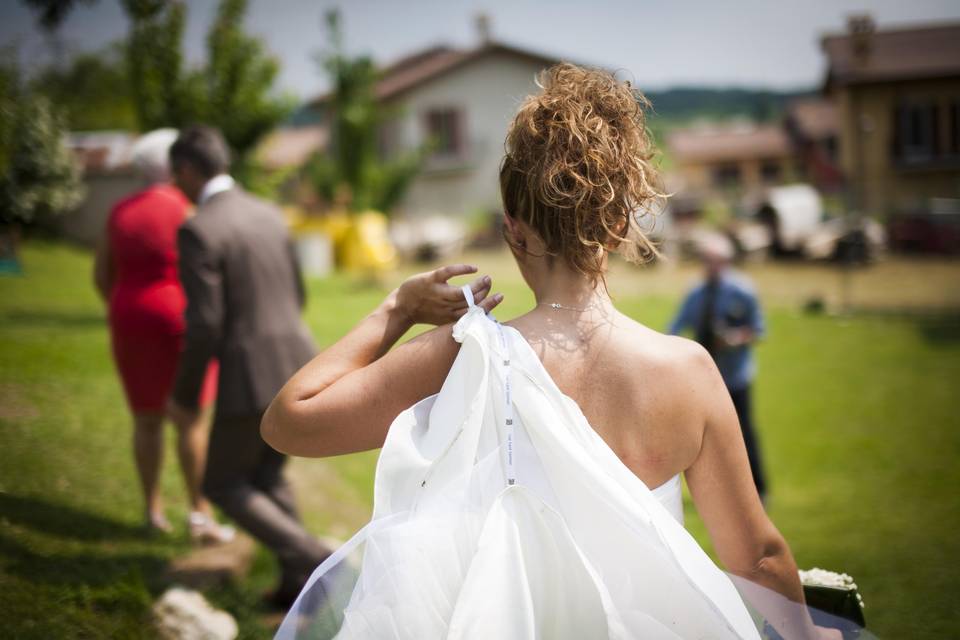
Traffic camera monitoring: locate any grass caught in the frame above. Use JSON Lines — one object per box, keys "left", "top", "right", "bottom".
{"left": 2, "top": 241, "right": 959, "bottom": 638}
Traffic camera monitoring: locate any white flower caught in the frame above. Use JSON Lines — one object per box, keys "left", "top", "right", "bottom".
{"left": 798, "top": 567, "right": 865, "bottom": 608}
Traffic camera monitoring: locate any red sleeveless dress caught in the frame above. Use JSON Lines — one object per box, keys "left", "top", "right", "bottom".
{"left": 107, "top": 184, "right": 217, "bottom": 413}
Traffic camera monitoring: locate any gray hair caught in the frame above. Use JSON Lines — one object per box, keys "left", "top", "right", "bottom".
{"left": 131, "top": 128, "right": 179, "bottom": 183}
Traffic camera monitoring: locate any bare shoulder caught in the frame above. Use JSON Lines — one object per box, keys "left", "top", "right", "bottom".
{"left": 617, "top": 314, "right": 714, "bottom": 378}
{"left": 502, "top": 310, "right": 716, "bottom": 476}
{"left": 610, "top": 314, "right": 724, "bottom": 416}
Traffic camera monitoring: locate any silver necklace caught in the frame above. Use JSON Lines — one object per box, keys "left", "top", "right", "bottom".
{"left": 537, "top": 301, "right": 599, "bottom": 313}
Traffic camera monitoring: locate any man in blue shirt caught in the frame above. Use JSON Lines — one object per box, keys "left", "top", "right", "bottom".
{"left": 668, "top": 235, "right": 767, "bottom": 501}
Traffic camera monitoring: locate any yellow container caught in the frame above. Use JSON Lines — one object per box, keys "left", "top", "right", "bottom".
{"left": 341, "top": 211, "right": 397, "bottom": 274}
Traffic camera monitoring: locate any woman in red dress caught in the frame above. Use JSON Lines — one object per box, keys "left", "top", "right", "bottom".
{"left": 93, "top": 129, "right": 232, "bottom": 542}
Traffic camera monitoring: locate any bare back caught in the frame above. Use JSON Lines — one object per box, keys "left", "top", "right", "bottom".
{"left": 507, "top": 307, "right": 708, "bottom": 491}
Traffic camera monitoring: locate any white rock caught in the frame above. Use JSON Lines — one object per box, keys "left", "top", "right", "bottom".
{"left": 153, "top": 587, "right": 238, "bottom": 640}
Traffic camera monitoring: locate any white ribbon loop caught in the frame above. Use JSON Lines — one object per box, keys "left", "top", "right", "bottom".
{"left": 461, "top": 284, "right": 476, "bottom": 308}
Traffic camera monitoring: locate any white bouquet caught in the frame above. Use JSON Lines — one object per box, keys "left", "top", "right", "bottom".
{"left": 798, "top": 567, "right": 866, "bottom": 627}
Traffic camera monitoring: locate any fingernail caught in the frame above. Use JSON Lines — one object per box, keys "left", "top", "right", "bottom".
{"left": 484, "top": 275, "right": 491, "bottom": 284}
{"left": 495, "top": 293, "right": 503, "bottom": 301}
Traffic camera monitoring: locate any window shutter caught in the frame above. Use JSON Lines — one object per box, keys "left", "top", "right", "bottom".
{"left": 453, "top": 109, "right": 464, "bottom": 156}
{"left": 892, "top": 103, "right": 904, "bottom": 160}
{"left": 930, "top": 103, "right": 940, "bottom": 158}
{"left": 951, "top": 101, "right": 960, "bottom": 155}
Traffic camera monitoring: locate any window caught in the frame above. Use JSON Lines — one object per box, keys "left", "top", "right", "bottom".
{"left": 712, "top": 163, "right": 741, "bottom": 188}
{"left": 823, "top": 136, "right": 838, "bottom": 162}
{"left": 893, "top": 102, "right": 939, "bottom": 163}
{"left": 760, "top": 160, "right": 781, "bottom": 183}
{"left": 377, "top": 118, "right": 400, "bottom": 160}
{"left": 949, "top": 101, "right": 960, "bottom": 157}
{"left": 423, "top": 108, "right": 466, "bottom": 161}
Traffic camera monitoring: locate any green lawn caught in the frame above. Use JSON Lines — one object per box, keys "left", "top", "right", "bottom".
{"left": 1, "top": 241, "right": 958, "bottom": 638}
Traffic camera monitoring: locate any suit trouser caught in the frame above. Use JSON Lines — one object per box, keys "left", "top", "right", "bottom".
{"left": 203, "top": 411, "right": 330, "bottom": 594}
{"left": 728, "top": 384, "right": 767, "bottom": 500}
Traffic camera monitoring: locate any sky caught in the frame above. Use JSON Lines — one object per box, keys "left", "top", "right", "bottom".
{"left": 2, "top": 0, "right": 960, "bottom": 99}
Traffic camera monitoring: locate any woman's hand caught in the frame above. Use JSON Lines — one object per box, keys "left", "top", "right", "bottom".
{"left": 262, "top": 263, "right": 503, "bottom": 457}
{"left": 718, "top": 327, "right": 754, "bottom": 349}
{"left": 392, "top": 264, "right": 500, "bottom": 326}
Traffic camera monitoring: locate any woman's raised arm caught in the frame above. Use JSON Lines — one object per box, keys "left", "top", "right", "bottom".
{"left": 261, "top": 264, "right": 502, "bottom": 458}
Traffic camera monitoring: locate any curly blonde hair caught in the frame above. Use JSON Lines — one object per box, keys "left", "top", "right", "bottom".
{"left": 500, "top": 63, "right": 664, "bottom": 284}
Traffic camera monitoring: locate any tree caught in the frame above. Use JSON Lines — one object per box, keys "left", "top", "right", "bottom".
{"left": 21, "top": 0, "right": 99, "bottom": 32}
{"left": 204, "top": 0, "right": 292, "bottom": 178}
{"left": 30, "top": 46, "right": 137, "bottom": 131}
{"left": 305, "top": 10, "right": 424, "bottom": 215}
{"left": 121, "top": 0, "right": 200, "bottom": 131}
{"left": 19, "top": 0, "right": 293, "bottom": 194}
{"left": 119, "top": 0, "right": 291, "bottom": 188}
{"left": 20, "top": 0, "right": 177, "bottom": 132}
{"left": 0, "top": 54, "right": 84, "bottom": 262}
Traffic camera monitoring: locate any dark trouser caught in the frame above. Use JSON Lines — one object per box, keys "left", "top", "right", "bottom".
{"left": 728, "top": 385, "right": 767, "bottom": 500}
{"left": 203, "top": 412, "right": 330, "bottom": 596}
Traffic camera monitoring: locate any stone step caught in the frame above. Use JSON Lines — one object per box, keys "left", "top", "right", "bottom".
{"left": 164, "top": 533, "right": 256, "bottom": 589}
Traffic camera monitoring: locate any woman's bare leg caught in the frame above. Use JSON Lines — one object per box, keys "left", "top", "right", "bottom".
{"left": 169, "top": 406, "right": 235, "bottom": 544}
{"left": 132, "top": 412, "right": 168, "bottom": 529}
{"left": 169, "top": 407, "right": 213, "bottom": 515}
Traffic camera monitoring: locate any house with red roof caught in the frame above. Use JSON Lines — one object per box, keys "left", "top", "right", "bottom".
{"left": 271, "top": 21, "right": 562, "bottom": 218}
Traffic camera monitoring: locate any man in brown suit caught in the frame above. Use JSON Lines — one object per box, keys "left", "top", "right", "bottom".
{"left": 167, "top": 125, "right": 329, "bottom": 607}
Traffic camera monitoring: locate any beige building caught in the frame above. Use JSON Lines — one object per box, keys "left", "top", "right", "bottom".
{"left": 299, "top": 35, "right": 561, "bottom": 218}
{"left": 62, "top": 132, "right": 141, "bottom": 246}
{"left": 666, "top": 123, "right": 794, "bottom": 198}
{"left": 822, "top": 17, "right": 960, "bottom": 216}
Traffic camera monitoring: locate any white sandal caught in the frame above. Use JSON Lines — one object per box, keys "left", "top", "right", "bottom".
{"left": 188, "top": 511, "right": 236, "bottom": 545}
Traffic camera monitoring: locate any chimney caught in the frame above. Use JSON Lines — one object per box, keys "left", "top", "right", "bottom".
{"left": 474, "top": 13, "right": 491, "bottom": 45}
{"left": 847, "top": 14, "right": 875, "bottom": 63}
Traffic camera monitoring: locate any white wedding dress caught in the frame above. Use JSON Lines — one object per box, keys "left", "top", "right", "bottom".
{"left": 277, "top": 287, "right": 764, "bottom": 639}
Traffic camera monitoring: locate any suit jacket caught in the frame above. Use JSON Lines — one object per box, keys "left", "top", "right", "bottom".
{"left": 172, "top": 187, "right": 316, "bottom": 416}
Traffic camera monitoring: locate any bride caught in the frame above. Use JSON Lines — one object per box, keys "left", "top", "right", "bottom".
{"left": 261, "top": 64, "right": 845, "bottom": 639}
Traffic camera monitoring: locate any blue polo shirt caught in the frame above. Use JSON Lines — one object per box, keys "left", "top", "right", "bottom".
{"left": 668, "top": 271, "right": 765, "bottom": 391}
